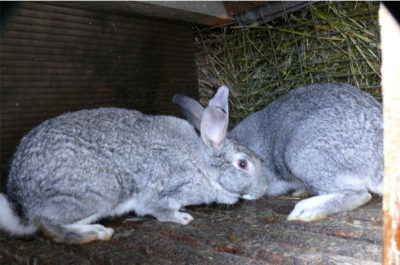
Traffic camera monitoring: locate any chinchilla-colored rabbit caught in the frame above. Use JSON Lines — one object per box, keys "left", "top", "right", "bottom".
{"left": 174, "top": 83, "right": 383, "bottom": 222}
{"left": 0, "top": 86, "right": 267, "bottom": 244}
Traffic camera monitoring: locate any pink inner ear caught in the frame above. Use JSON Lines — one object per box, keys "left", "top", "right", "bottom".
{"left": 206, "top": 111, "right": 226, "bottom": 144}
{"left": 201, "top": 107, "right": 228, "bottom": 148}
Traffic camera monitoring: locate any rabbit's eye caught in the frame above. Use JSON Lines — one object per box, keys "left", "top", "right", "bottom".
{"left": 238, "top": 159, "right": 247, "bottom": 169}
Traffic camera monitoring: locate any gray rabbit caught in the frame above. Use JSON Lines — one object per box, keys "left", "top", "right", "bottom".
{"left": 0, "top": 86, "right": 267, "bottom": 244}
{"left": 174, "top": 83, "right": 383, "bottom": 222}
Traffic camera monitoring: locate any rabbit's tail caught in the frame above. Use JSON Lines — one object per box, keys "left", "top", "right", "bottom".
{"left": 0, "top": 193, "right": 37, "bottom": 235}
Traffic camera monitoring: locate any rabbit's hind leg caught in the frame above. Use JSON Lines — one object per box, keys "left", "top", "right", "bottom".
{"left": 265, "top": 178, "right": 304, "bottom": 196}
{"left": 33, "top": 216, "right": 114, "bottom": 244}
{"left": 287, "top": 190, "right": 372, "bottom": 222}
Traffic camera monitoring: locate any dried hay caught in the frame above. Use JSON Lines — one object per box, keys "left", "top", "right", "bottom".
{"left": 195, "top": 1, "right": 381, "bottom": 127}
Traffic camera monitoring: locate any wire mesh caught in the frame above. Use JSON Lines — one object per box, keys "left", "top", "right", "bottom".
{"left": 195, "top": 1, "right": 381, "bottom": 126}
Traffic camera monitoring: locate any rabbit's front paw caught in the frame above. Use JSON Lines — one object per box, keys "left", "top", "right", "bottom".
{"left": 155, "top": 211, "right": 194, "bottom": 225}
{"left": 173, "top": 212, "right": 194, "bottom": 225}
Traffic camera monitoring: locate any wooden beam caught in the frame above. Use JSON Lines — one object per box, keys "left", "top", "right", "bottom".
{"left": 380, "top": 3, "right": 400, "bottom": 265}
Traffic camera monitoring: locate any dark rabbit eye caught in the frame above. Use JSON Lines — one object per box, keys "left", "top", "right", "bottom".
{"left": 238, "top": 159, "right": 247, "bottom": 169}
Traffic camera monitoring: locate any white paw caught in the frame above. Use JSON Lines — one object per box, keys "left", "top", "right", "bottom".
{"left": 173, "top": 212, "right": 194, "bottom": 225}
{"left": 287, "top": 195, "right": 334, "bottom": 222}
{"left": 93, "top": 225, "right": 114, "bottom": 240}
{"left": 69, "top": 224, "right": 114, "bottom": 243}
{"left": 292, "top": 190, "right": 311, "bottom": 198}
{"left": 154, "top": 210, "right": 194, "bottom": 225}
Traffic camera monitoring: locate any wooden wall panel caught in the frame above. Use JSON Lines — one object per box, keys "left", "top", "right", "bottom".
{"left": 0, "top": 2, "right": 199, "bottom": 189}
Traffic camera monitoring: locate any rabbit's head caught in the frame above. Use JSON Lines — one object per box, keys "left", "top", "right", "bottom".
{"left": 174, "top": 86, "right": 267, "bottom": 202}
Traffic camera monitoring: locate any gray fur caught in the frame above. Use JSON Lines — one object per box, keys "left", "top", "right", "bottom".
{"left": 0, "top": 88, "right": 267, "bottom": 244}
{"left": 175, "top": 83, "right": 383, "bottom": 221}
{"left": 230, "top": 83, "right": 383, "bottom": 221}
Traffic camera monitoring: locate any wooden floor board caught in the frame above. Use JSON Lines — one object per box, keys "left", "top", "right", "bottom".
{"left": 0, "top": 196, "right": 382, "bottom": 265}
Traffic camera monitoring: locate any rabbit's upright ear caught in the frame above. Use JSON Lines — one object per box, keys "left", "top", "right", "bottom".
{"left": 208, "top": 86, "right": 229, "bottom": 117}
{"left": 173, "top": 95, "right": 204, "bottom": 131}
{"left": 201, "top": 86, "right": 230, "bottom": 150}
{"left": 201, "top": 106, "right": 228, "bottom": 150}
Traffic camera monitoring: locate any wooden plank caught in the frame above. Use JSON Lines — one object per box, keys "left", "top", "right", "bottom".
{"left": 0, "top": 196, "right": 383, "bottom": 264}
{"left": 0, "top": 48, "right": 196, "bottom": 66}
{"left": 17, "top": 2, "right": 195, "bottom": 32}
{"left": 380, "top": 3, "right": 400, "bottom": 265}
{"left": 3, "top": 19, "right": 193, "bottom": 43}
{"left": 0, "top": 238, "right": 91, "bottom": 265}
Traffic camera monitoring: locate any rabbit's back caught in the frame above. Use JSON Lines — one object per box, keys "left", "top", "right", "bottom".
{"left": 231, "top": 83, "right": 383, "bottom": 195}
{"left": 7, "top": 108, "right": 197, "bottom": 222}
